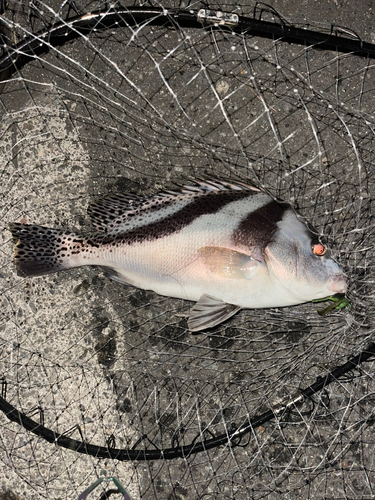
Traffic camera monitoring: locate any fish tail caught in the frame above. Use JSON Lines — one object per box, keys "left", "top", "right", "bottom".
{"left": 9, "top": 223, "right": 86, "bottom": 277}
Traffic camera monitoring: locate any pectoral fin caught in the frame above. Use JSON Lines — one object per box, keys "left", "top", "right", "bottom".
{"left": 188, "top": 294, "right": 241, "bottom": 332}
{"left": 198, "top": 246, "right": 260, "bottom": 279}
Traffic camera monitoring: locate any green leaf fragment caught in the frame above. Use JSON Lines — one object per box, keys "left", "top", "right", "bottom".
{"left": 312, "top": 294, "right": 351, "bottom": 316}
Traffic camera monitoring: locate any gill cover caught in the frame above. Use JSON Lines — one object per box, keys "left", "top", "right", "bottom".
{"left": 264, "top": 210, "right": 346, "bottom": 301}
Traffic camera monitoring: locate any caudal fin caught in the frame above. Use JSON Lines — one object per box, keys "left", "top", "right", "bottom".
{"left": 9, "top": 223, "right": 84, "bottom": 277}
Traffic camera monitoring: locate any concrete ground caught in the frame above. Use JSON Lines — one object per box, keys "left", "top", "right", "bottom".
{"left": 0, "top": 0, "right": 375, "bottom": 499}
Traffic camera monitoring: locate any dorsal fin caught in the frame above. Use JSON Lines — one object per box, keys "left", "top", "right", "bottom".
{"left": 88, "top": 178, "right": 261, "bottom": 232}
{"left": 180, "top": 178, "right": 261, "bottom": 194}
{"left": 87, "top": 193, "right": 149, "bottom": 231}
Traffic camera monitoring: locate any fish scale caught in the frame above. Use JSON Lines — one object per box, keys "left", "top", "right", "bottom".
{"left": 9, "top": 178, "right": 347, "bottom": 331}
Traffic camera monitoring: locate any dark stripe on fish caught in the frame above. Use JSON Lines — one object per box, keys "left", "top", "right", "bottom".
{"left": 232, "top": 200, "right": 289, "bottom": 250}
{"left": 93, "top": 190, "right": 253, "bottom": 246}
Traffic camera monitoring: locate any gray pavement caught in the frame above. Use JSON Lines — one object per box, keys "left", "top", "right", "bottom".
{"left": 0, "top": 1, "right": 375, "bottom": 499}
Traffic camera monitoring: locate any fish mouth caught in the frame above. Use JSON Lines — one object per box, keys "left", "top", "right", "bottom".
{"left": 328, "top": 274, "right": 348, "bottom": 294}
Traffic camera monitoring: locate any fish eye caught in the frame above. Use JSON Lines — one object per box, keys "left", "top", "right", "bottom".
{"left": 312, "top": 243, "right": 327, "bottom": 256}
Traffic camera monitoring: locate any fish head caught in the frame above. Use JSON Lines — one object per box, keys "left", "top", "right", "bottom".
{"left": 263, "top": 210, "right": 347, "bottom": 303}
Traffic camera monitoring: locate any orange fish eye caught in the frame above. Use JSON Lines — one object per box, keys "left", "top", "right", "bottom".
{"left": 313, "top": 243, "right": 326, "bottom": 256}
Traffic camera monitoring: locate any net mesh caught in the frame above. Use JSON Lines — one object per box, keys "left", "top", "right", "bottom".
{"left": 0, "top": 1, "right": 375, "bottom": 499}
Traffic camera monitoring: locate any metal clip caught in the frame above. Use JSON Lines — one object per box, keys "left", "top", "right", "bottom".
{"left": 272, "top": 392, "right": 305, "bottom": 415}
{"left": 197, "top": 9, "right": 239, "bottom": 27}
{"left": 78, "top": 477, "right": 131, "bottom": 500}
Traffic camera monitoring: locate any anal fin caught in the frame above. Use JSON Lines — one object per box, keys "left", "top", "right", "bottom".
{"left": 100, "top": 266, "right": 134, "bottom": 286}
{"left": 188, "top": 294, "right": 241, "bottom": 332}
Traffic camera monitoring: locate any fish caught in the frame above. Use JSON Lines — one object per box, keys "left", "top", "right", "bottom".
{"left": 8, "top": 178, "right": 347, "bottom": 331}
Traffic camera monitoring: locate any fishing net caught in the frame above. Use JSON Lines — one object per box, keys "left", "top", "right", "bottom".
{"left": 0, "top": 0, "right": 374, "bottom": 498}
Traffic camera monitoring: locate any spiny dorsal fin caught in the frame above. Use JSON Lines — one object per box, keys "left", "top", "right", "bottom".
{"left": 88, "top": 178, "right": 261, "bottom": 232}
{"left": 182, "top": 178, "right": 261, "bottom": 194}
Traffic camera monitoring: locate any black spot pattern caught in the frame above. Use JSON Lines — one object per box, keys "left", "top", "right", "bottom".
{"left": 88, "top": 193, "right": 158, "bottom": 231}
{"left": 8, "top": 180, "right": 266, "bottom": 277}
{"left": 93, "top": 190, "right": 253, "bottom": 246}
{"left": 88, "top": 178, "right": 261, "bottom": 233}
{"left": 9, "top": 223, "right": 84, "bottom": 277}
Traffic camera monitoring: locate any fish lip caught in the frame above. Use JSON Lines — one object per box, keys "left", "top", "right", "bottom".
{"left": 328, "top": 274, "right": 348, "bottom": 294}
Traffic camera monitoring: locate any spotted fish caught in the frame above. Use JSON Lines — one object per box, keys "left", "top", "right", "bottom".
{"left": 9, "top": 179, "right": 347, "bottom": 331}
